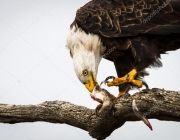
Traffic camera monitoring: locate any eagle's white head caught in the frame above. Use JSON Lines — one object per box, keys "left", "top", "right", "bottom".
{"left": 66, "top": 25, "right": 106, "bottom": 92}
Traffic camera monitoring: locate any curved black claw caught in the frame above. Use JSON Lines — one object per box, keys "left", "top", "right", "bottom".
{"left": 132, "top": 99, "right": 153, "bottom": 130}
{"left": 100, "top": 76, "right": 116, "bottom": 86}
{"left": 142, "top": 81, "right": 149, "bottom": 89}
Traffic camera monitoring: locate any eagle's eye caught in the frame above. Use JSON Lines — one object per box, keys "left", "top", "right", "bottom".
{"left": 82, "top": 69, "right": 89, "bottom": 76}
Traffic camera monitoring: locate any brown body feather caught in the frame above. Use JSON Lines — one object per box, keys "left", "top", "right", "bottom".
{"left": 71, "top": 0, "right": 180, "bottom": 92}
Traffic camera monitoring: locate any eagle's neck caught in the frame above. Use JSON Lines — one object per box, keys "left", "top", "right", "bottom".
{"left": 66, "top": 25, "right": 106, "bottom": 76}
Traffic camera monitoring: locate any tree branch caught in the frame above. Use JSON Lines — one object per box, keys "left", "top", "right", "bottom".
{"left": 0, "top": 88, "right": 180, "bottom": 139}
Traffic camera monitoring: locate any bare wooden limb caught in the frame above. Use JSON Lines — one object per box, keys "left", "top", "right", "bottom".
{"left": 0, "top": 88, "right": 180, "bottom": 139}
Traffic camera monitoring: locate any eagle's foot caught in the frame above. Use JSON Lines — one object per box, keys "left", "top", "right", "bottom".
{"left": 91, "top": 86, "right": 115, "bottom": 116}
{"left": 101, "top": 69, "right": 146, "bottom": 88}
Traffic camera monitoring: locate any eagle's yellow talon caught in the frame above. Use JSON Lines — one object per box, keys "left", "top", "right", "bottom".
{"left": 132, "top": 79, "right": 143, "bottom": 88}
{"left": 107, "top": 68, "right": 143, "bottom": 88}
{"left": 107, "top": 77, "right": 127, "bottom": 86}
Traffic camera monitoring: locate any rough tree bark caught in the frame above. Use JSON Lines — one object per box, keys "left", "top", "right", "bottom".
{"left": 0, "top": 88, "right": 180, "bottom": 140}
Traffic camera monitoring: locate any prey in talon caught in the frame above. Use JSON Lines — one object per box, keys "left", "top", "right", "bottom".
{"left": 90, "top": 85, "right": 116, "bottom": 116}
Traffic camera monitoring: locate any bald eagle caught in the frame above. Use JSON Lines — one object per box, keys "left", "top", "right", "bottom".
{"left": 66, "top": 0, "right": 180, "bottom": 99}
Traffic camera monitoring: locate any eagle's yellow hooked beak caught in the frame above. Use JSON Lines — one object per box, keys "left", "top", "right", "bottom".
{"left": 84, "top": 71, "right": 98, "bottom": 92}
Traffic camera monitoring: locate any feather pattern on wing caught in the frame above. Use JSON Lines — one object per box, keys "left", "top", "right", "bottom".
{"left": 70, "top": 0, "right": 180, "bottom": 92}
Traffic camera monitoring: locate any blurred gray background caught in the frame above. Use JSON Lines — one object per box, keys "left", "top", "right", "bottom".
{"left": 0, "top": 0, "right": 180, "bottom": 139}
